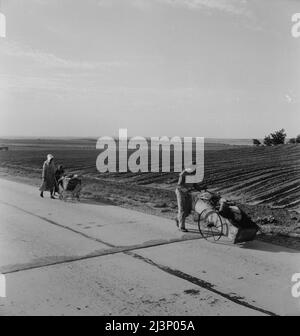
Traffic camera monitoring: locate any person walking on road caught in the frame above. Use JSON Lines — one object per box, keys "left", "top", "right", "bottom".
{"left": 39, "top": 154, "right": 57, "bottom": 199}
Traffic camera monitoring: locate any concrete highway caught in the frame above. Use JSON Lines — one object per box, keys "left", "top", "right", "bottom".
{"left": 0, "top": 179, "right": 299, "bottom": 316}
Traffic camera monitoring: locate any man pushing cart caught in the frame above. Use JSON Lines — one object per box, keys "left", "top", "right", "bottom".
{"left": 175, "top": 167, "right": 259, "bottom": 244}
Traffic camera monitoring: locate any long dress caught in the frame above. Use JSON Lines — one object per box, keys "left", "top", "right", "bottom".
{"left": 39, "top": 160, "right": 57, "bottom": 192}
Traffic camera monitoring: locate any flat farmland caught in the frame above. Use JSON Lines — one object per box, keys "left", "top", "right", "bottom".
{"left": 0, "top": 138, "right": 299, "bottom": 241}
{"left": 0, "top": 139, "right": 299, "bottom": 209}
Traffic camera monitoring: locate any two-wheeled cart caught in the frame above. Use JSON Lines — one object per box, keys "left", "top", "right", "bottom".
{"left": 191, "top": 191, "right": 259, "bottom": 244}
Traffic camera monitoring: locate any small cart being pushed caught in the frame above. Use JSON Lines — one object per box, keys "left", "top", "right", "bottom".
{"left": 58, "top": 175, "right": 82, "bottom": 201}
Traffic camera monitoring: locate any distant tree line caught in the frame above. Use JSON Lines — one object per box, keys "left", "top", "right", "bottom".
{"left": 288, "top": 135, "right": 300, "bottom": 144}
{"left": 253, "top": 129, "right": 300, "bottom": 146}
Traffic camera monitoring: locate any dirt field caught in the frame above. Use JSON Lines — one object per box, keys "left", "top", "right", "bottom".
{"left": 0, "top": 138, "right": 299, "bottom": 248}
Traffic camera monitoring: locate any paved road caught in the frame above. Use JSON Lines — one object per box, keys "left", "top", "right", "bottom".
{"left": 0, "top": 178, "right": 299, "bottom": 316}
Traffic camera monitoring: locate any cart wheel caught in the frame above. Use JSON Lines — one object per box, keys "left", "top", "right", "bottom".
{"left": 198, "top": 209, "right": 224, "bottom": 242}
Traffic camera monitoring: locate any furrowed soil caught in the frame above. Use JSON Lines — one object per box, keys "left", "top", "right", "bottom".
{"left": 0, "top": 138, "right": 299, "bottom": 249}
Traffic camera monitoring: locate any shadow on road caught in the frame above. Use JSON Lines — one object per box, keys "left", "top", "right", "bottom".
{"left": 239, "top": 240, "right": 299, "bottom": 253}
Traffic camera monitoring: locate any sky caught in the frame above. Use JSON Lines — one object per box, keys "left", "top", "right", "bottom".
{"left": 0, "top": 0, "right": 299, "bottom": 138}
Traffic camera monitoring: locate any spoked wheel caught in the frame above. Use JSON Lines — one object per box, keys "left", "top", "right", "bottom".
{"left": 198, "top": 209, "right": 225, "bottom": 242}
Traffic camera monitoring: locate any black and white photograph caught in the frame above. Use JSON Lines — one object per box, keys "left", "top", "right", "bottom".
{"left": 0, "top": 0, "right": 299, "bottom": 319}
